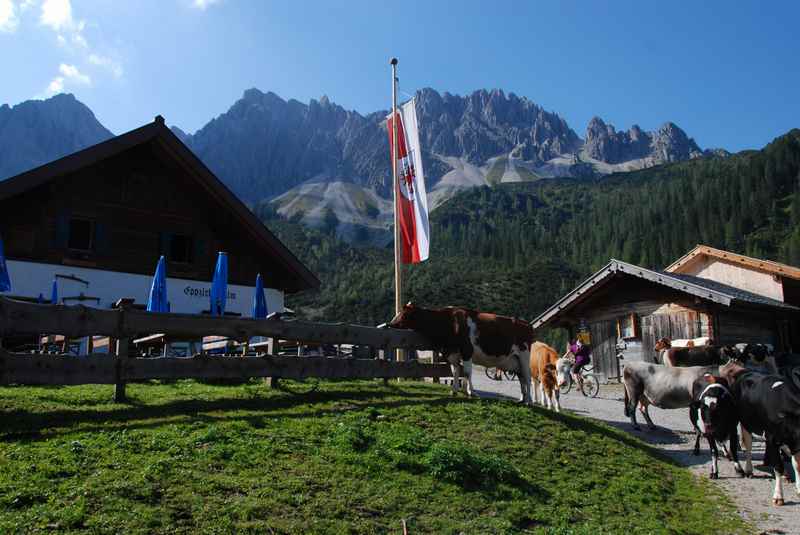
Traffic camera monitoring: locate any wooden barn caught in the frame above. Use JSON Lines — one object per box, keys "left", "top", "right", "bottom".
{"left": 0, "top": 115, "right": 319, "bottom": 318}
{"left": 532, "top": 247, "right": 800, "bottom": 382}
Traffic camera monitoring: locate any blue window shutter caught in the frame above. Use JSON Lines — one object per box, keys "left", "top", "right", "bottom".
{"left": 55, "top": 214, "right": 70, "bottom": 248}
{"left": 159, "top": 232, "right": 172, "bottom": 259}
{"left": 94, "top": 223, "right": 111, "bottom": 254}
{"left": 193, "top": 237, "right": 206, "bottom": 266}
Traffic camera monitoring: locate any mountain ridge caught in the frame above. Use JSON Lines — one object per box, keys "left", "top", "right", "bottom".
{"left": 0, "top": 90, "right": 726, "bottom": 241}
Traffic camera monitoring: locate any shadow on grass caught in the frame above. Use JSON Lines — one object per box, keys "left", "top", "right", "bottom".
{"left": 0, "top": 383, "right": 455, "bottom": 441}
{"left": 527, "top": 404, "right": 689, "bottom": 469}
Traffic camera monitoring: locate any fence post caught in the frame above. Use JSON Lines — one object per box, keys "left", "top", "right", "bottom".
{"left": 113, "top": 298, "right": 134, "bottom": 402}
{"left": 113, "top": 337, "right": 130, "bottom": 402}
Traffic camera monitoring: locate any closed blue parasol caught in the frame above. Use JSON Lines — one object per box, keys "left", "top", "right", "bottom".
{"left": 50, "top": 279, "right": 58, "bottom": 304}
{"left": 210, "top": 252, "right": 228, "bottom": 316}
{"left": 147, "top": 256, "right": 169, "bottom": 312}
{"left": 0, "top": 235, "right": 11, "bottom": 292}
{"left": 252, "top": 273, "right": 267, "bottom": 319}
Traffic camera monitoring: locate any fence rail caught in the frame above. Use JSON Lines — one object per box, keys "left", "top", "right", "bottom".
{"left": 0, "top": 351, "right": 452, "bottom": 386}
{"left": 0, "top": 298, "right": 430, "bottom": 349}
{"left": 0, "top": 297, "right": 451, "bottom": 395}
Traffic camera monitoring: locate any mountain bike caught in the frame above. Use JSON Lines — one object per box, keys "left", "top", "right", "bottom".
{"left": 558, "top": 362, "right": 600, "bottom": 397}
{"left": 484, "top": 366, "right": 518, "bottom": 381}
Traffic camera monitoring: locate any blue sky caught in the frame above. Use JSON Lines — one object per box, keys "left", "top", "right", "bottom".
{"left": 1, "top": 0, "right": 797, "bottom": 152}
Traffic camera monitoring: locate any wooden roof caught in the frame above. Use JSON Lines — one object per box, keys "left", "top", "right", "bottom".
{"left": 0, "top": 116, "right": 320, "bottom": 293}
{"left": 665, "top": 244, "right": 800, "bottom": 281}
{"left": 531, "top": 259, "right": 799, "bottom": 331}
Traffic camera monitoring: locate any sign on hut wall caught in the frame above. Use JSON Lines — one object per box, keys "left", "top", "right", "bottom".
{"left": 3, "top": 259, "right": 283, "bottom": 316}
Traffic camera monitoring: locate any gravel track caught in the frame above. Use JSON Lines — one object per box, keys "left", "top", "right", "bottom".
{"left": 471, "top": 366, "right": 799, "bottom": 534}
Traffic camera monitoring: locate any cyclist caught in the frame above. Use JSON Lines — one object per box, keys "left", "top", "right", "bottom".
{"left": 567, "top": 338, "right": 592, "bottom": 386}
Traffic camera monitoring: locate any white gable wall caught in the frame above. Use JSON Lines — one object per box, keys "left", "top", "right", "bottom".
{"left": 685, "top": 256, "right": 784, "bottom": 301}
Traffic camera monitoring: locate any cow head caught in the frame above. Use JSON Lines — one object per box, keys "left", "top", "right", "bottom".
{"left": 719, "top": 360, "right": 747, "bottom": 385}
{"left": 388, "top": 302, "right": 421, "bottom": 330}
{"left": 743, "top": 343, "right": 769, "bottom": 363}
{"left": 695, "top": 374, "right": 735, "bottom": 436}
{"left": 719, "top": 345, "right": 740, "bottom": 363}
{"left": 654, "top": 338, "right": 672, "bottom": 351}
{"left": 555, "top": 353, "right": 574, "bottom": 388}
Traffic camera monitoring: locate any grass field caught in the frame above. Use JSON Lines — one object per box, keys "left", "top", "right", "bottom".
{"left": 0, "top": 380, "right": 748, "bottom": 534}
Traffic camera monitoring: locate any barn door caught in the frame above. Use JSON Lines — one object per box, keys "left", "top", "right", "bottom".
{"left": 588, "top": 320, "right": 617, "bottom": 383}
{"left": 641, "top": 316, "right": 657, "bottom": 363}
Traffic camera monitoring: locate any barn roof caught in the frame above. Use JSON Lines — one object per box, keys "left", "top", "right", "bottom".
{"left": 531, "top": 259, "right": 800, "bottom": 330}
{"left": 0, "top": 116, "right": 320, "bottom": 293}
{"left": 665, "top": 244, "right": 800, "bottom": 281}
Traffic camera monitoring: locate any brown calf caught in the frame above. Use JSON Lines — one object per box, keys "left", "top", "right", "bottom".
{"left": 530, "top": 342, "right": 561, "bottom": 411}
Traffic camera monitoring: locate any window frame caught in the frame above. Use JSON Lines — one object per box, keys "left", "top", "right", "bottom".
{"left": 168, "top": 234, "right": 194, "bottom": 264}
{"left": 616, "top": 313, "right": 640, "bottom": 340}
{"left": 67, "top": 217, "right": 96, "bottom": 252}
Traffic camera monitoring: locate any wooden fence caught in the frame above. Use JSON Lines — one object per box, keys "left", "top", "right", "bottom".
{"left": 0, "top": 297, "right": 452, "bottom": 400}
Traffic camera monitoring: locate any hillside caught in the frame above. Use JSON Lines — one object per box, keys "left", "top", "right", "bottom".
{"left": 0, "top": 381, "right": 747, "bottom": 533}
{"left": 262, "top": 128, "right": 800, "bottom": 327}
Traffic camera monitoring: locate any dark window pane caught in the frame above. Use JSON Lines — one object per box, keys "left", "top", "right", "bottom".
{"left": 68, "top": 219, "right": 94, "bottom": 250}
{"left": 170, "top": 234, "right": 192, "bottom": 263}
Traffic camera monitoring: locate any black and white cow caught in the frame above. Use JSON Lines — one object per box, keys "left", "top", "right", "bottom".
{"left": 720, "top": 361, "right": 800, "bottom": 506}
{"left": 690, "top": 374, "right": 748, "bottom": 480}
{"left": 622, "top": 361, "right": 716, "bottom": 430}
{"left": 388, "top": 303, "right": 535, "bottom": 404}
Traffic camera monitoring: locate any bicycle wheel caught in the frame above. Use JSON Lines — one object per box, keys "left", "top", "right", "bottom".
{"left": 559, "top": 378, "right": 573, "bottom": 395}
{"left": 485, "top": 367, "right": 502, "bottom": 381}
{"left": 580, "top": 373, "right": 600, "bottom": 398}
{"left": 503, "top": 370, "right": 517, "bottom": 381}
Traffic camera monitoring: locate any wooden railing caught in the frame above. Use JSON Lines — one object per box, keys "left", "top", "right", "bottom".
{"left": 0, "top": 298, "right": 451, "bottom": 400}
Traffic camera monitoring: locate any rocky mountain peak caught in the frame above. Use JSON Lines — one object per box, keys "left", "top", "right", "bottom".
{"left": 583, "top": 116, "right": 702, "bottom": 165}
{"left": 0, "top": 93, "right": 113, "bottom": 180}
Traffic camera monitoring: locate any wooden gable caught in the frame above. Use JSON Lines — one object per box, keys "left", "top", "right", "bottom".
{"left": 0, "top": 118, "right": 319, "bottom": 292}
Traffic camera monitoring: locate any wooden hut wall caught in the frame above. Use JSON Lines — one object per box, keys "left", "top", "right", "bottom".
{"left": 569, "top": 301, "right": 713, "bottom": 379}
{"left": 585, "top": 319, "right": 620, "bottom": 382}
{"left": 714, "top": 309, "right": 777, "bottom": 346}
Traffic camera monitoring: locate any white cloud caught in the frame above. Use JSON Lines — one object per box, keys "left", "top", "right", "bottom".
{"left": 47, "top": 76, "right": 64, "bottom": 93}
{"left": 0, "top": 0, "right": 19, "bottom": 33}
{"left": 88, "top": 53, "right": 123, "bottom": 79}
{"left": 71, "top": 31, "right": 86, "bottom": 48}
{"left": 40, "top": 0, "right": 72, "bottom": 30}
{"left": 42, "top": 62, "right": 91, "bottom": 97}
{"left": 19, "top": 0, "right": 36, "bottom": 12}
{"left": 58, "top": 62, "right": 91, "bottom": 85}
{"left": 192, "top": 0, "right": 221, "bottom": 10}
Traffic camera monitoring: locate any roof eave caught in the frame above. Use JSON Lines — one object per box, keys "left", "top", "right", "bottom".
{"left": 531, "top": 259, "right": 735, "bottom": 331}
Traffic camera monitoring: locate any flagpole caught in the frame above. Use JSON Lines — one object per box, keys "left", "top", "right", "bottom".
{"left": 390, "top": 57, "right": 404, "bottom": 362}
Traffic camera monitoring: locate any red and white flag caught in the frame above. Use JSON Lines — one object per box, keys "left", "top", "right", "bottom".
{"left": 387, "top": 98, "right": 430, "bottom": 263}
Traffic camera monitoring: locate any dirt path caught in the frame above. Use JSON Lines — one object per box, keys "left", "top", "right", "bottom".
{"left": 471, "top": 367, "right": 799, "bottom": 534}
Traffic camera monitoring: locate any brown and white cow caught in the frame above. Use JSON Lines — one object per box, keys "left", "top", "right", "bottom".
{"left": 655, "top": 337, "right": 734, "bottom": 368}
{"left": 388, "top": 303, "right": 534, "bottom": 404}
{"left": 529, "top": 342, "right": 561, "bottom": 411}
